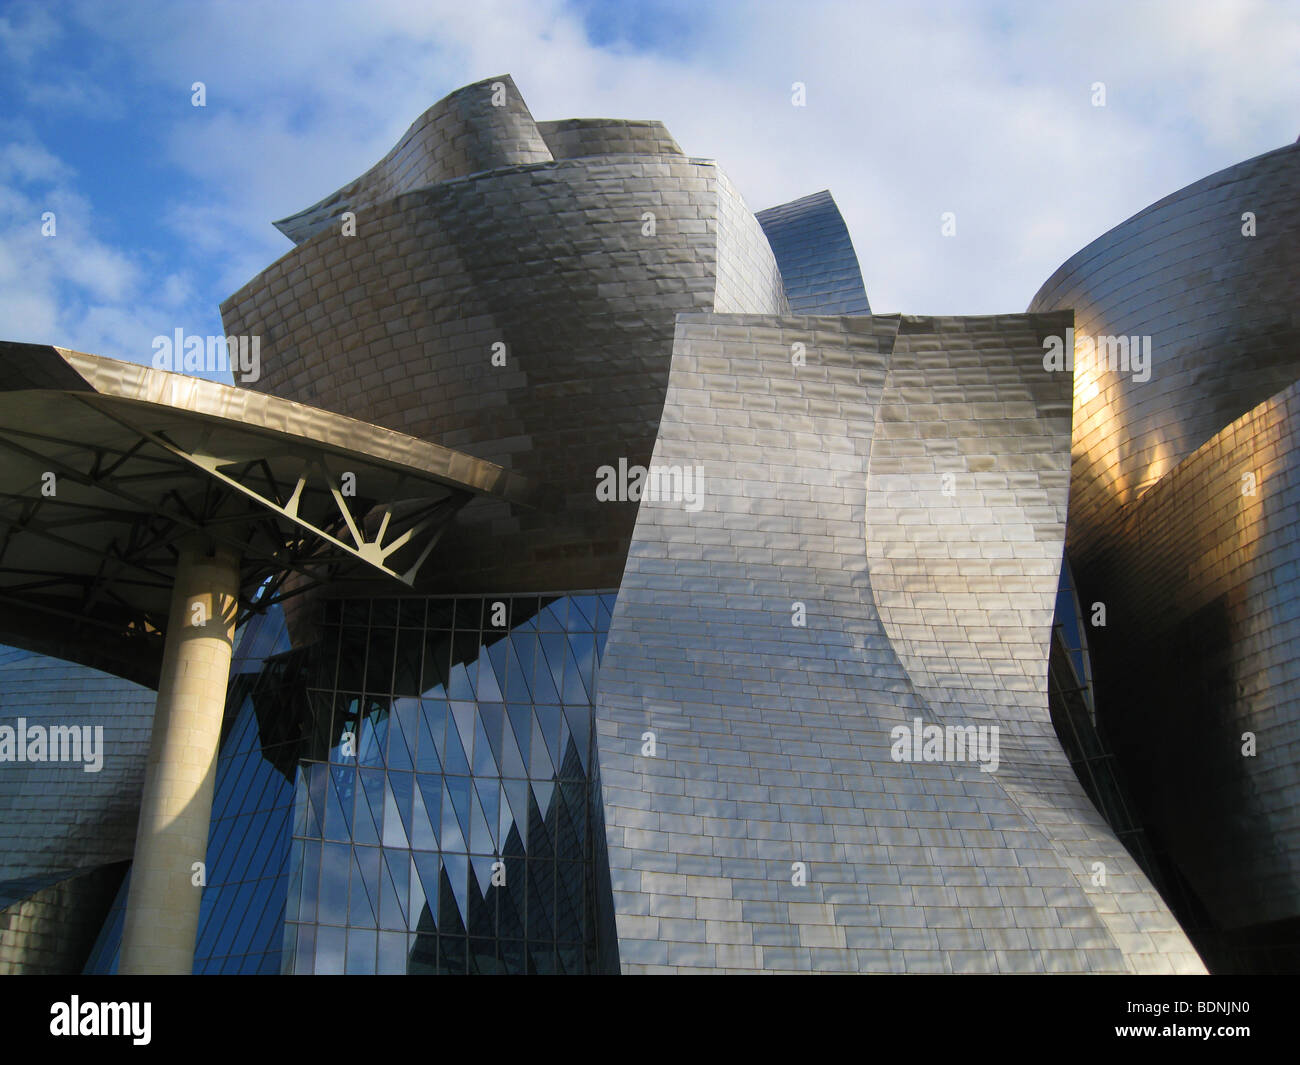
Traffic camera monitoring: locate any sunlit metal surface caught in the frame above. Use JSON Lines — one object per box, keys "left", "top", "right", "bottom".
{"left": 1033, "top": 141, "right": 1300, "bottom": 969}
{"left": 0, "top": 342, "right": 532, "bottom": 685}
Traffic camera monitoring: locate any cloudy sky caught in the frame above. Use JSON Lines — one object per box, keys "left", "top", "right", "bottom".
{"left": 1, "top": 0, "right": 1296, "bottom": 376}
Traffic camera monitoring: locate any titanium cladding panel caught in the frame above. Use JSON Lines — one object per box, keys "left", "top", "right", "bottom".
{"left": 1031, "top": 140, "right": 1300, "bottom": 945}
{"left": 591, "top": 311, "right": 1203, "bottom": 974}
{"left": 222, "top": 81, "right": 788, "bottom": 594}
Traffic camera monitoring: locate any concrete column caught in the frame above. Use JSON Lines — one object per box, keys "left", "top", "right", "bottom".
{"left": 119, "top": 537, "right": 240, "bottom": 975}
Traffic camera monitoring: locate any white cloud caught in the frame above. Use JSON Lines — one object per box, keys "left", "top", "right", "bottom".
{"left": 4, "top": 0, "right": 1298, "bottom": 351}
{"left": 0, "top": 134, "right": 219, "bottom": 371}
{"left": 0, "top": 4, "right": 59, "bottom": 64}
{"left": 0, "top": 141, "right": 71, "bottom": 184}
{"left": 23, "top": 77, "right": 126, "bottom": 120}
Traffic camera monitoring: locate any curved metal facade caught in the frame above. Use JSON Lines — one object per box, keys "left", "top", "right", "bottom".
{"left": 0, "top": 649, "right": 151, "bottom": 974}
{"left": 222, "top": 80, "right": 787, "bottom": 596}
{"left": 536, "top": 118, "right": 684, "bottom": 160}
{"left": 756, "top": 189, "right": 871, "bottom": 315}
{"left": 592, "top": 312, "right": 1201, "bottom": 973}
{"left": 272, "top": 75, "right": 554, "bottom": 245}
{"left": 1093, "top": 382, "right": 1300, "bottom": 934}
{"left": 1031, "top": 142, "right": 1300, "bottom": 968}
{"left": 1028, "top": 143, "right": 1300, "bottom": 573}
{"left": 20, "top": 74, "right": 1300, "bottom": 975}
{"left": 202, "top": 77, "right": 1224, "bottom": 973}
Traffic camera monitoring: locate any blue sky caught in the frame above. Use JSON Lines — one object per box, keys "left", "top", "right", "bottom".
{"left": 1, "top": 0, "right": 1296, "bottom": 379}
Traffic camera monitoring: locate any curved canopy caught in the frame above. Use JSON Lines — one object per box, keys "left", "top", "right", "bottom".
{"left": 0, "top": 342, "right": 536, "bottom": 686}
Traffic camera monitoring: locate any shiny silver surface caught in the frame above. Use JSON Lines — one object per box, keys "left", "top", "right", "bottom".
{"left": 222, "top": 78, "right": 788, "bottom": 595}
{"left": 593, "top": 312, "right": 1202, "bottom": 973}
{"left": 1031, "top": 141, "right": 1300, "bottom": 959}
{"left": 756, "top": 189, "right": 870, "bottom": 314}
{"left": 15, "top": 73, "right": 1293, "bottom": 975}
{"left": 274, "top": 75, "right": 554, "bottom": 245}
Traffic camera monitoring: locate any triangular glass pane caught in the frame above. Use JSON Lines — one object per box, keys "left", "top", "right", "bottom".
{"left": 502, "top": 778, "right": 531, "bottom": 851}
{"left": 292, "top": 770, "right": 309, "bottom": 838}
{"left": 450, "top": 631, "right": 480, "bottom": 691}
{"left": 393, "top": 627, "right": 423, "bottom": 696}
{"left": 442, "top": 854, "right": 469, "bottom": 930}
{"left": 333, "top": 700, "right": 359, "bottom": 762}
{"left": 561, "top": 652, "right": 587, "bottom": 704}
{"left": 563, "top": 704, "right": 592, "bottom": 772}
{"left": 441, "top": 710, "right": 471, "bottom": 777}
{"left": 529, "top": 646, "right": 561, "bottom": 704}
{"left": 414, "top": 773, "right": 441, "bottom": 845}
{"left": 418, "top": 701, "right": 446, "bottom": 774}
{"left": 412, "top": 852, "right": 440, "bottom": 931}
{"left": 389, "top": 697, "right": 418, "bottom": 772}
{"left": 469, "top": 783, "right": 495, "bottom": 854}
{"left": 421, "top": 631, "right": 450, "bottom": 698}
{"left": 305, "top": 762, "right": 327, "bottom": 840}
{"left": 505, "top": 703, "right": 532, "bottom": 769}
{"left": 528, "top": 784, "right": 554, "bottom": 860}
{"left": 472, "top": 713, "right": 497, "bottom": 778}
{"left": 355, "top": 767, "right": 385, "bottom": 846}
{"left": 567, "top": 631, "right": 596, "bottom": 702}
{"left": 501, "top": 822, "right": 526, "bottom": 862}
{"left": 529, "top": 715, "right": 555, "bottom": 780}
{"left": 538, "top": 632, "right": 568, "bottom": 702}
{"left": 447, "top": 661, "right": 475, "bottom": 700}
{"left": 559, "top": 733, "right": 584, "bottom": 781}
{"left": 476, "top": 778, "right": 501, "bottom": 849}
{"left": 358, "top": 710, "right": 387, "bottom": 768}
{"left": 598, "top": 595, "right": 618, "bottom": 629}
{"left": 381, "top": 776, "right": 409, "bottom": 849}
{"left": 486, "top": 638, "right": 511, "bottom": 701}
{"left": 467, "top": 880, "right": 493, "bottom": 942}
{"left": 409, "top": 775, "right": 439, "bottom": 852}
{"left": 325, "top": 765, "right": 354, "bottom": 842}
{"left": 538, "top": 598, "right": 566, "bottom": 630}
{"left": 380, "top": 849, "right": 407, "bottom": 930}
{"left": 569, "top": 595, "right": 598, "bottom": 630}
{"left": 506, "top": 634, "right": 534, "bottom": 700}
{"left": 475, "top": 649, "right": 503, "bottom": 701}
{"left": 446, "top": 774, "right": 473, "bottom": 849}
{"left": 471, "top": 852, "right": 496, "bottom": 897}
{"left": 351, "top": 846, "right": 379, "bottom": 928}
{"left": 557, "top": 711, "right": 573, "bottom": 771}
{"left": 391, "top": 771, "right": 415, "bottom": 842}
{"left": 498, "top": 708, "right": 527, "bottom": 779}
{"left": 440, "top": 780, "right": 466, "bottom": 853}
{"left": 478, "top": 702, "right": 505, "bottom": 768}
{"left": 497, "top": 779, "right": 517, "bottom": 851}
{"left": 535, "top": 705, "right": 564, "bottom": 772}
{"left": 533, "top": 778, "right": 556, "bottom": 820}
{"left": 450, "top": 701, "right": 477, "bottom": 768}
{"left": 211, "top": 700, "right": 252, "bottom": 810}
